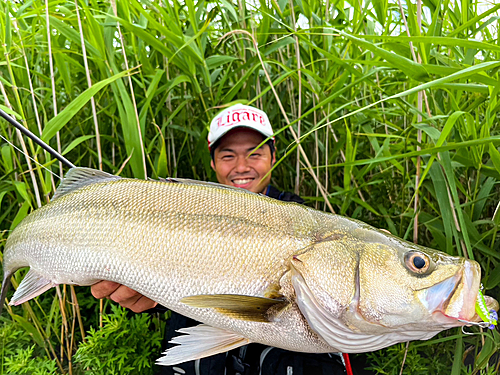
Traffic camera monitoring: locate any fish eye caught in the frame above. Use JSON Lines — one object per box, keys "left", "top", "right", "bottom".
{"left": 405, "top": 252, "right": 431, "bottom": 274}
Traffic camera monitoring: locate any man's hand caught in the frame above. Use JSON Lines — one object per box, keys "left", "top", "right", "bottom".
{"left": 91, "top": 281, "right": 157, "bottom": 313}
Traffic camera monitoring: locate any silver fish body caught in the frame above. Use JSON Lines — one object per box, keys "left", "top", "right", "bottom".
{"left": 2, "top": 168, "right": 496, "bottom": 365}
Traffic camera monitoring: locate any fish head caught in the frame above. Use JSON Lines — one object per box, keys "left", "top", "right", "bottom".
{"left": 290, "top": 226, "right": 498, "bottom": 351}
{"left": 353, "top": 239, "right": 480, "bottom": 330}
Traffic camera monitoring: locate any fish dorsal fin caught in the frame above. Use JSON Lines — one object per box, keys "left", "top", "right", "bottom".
{"left": 52, "top": 167, "right": 122, "bottom": 200}
{"left": 180, "top": 294, "right": 289, "bottom": 322}
{"left": 157, "top": 324, "right": 250, "bottom": 366}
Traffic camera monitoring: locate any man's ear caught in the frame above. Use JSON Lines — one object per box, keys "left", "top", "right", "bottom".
{"left": 210, "top": 159, "right": 216, "bottom": 171}
{"left": 271, "top": 150, "right": 276, "bottom": 166}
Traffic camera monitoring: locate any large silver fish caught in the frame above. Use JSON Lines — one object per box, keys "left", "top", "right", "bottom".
{"left": 1, "top": 168, "right": 497, "bottom": 365}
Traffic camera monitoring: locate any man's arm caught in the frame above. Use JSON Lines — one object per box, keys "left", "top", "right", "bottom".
{"left": 91, "top": 281, "right": 157, "bottom": 313}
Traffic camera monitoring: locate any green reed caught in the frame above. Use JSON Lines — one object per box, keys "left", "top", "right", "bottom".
{"left": 0, "top": 0, "right": 499, "bottom": 373}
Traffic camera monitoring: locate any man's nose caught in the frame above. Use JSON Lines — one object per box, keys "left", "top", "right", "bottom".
{"left": 235, "top": 156, "right": 251, "bottom": 172}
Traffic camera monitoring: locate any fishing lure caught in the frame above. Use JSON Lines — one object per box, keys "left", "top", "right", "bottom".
{"left": 475, "top": 286, "right": 498, "bottom": 330}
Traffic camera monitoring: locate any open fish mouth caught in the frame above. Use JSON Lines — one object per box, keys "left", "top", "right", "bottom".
{"left": 417, "top": 259, "right": 498, "bottom": 328}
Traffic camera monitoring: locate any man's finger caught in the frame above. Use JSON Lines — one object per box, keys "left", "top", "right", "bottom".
{"left": 110, "top": 287, "right": 158, "bottom": 313}
{"left": 128, "top": 296, "right": 158, "bottom": 313}
{"left": 110, "top": 285, "right": 142, "bottom": 304}
{"left": 90, "top": 282, "right": 158, "bottom": 313}
{"left": 91, "top": 281, "right": 121, "bottom": 299}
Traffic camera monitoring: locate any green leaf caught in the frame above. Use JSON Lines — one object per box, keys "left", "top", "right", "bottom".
{"left": 62, "top": 135, "right": 96, "bottom": 155}
{"left": 11, "top": 313, "right": 45, "bottom": 348}
{"left": 42, "top": 70, "right": 130, "bottom": 142}
{"left": 448, "top": 4, "right": 500, "bottom": 36}
{"left": 10, "top": 200, "right": 31, "bottom": 230}
{"left": 4, "top": 1, "right": 11, "bottom": 52}
{"left": 361, "top": 35, "right": 500, "bottom": 54}
{"left": 301, "top": 61, "right": 500, "bottom": 143}
{"left": 440, "top": 152, "right": 473, "bottom": 259}
{"left": 157, "top": 132, "right": 168, "bottom": 178}
{"left": 473, "top": 177, "right": 495, "bottom": 221}
{"left": 416, "top": 111, "right": 469, "bottom": 194}
{"left": 0, "top": 190, "right": 8, "bottom": 208}
{"left": 139, "top": 69, "right": 165, "bottom": 129}
{"left": 372, "top": 0, "right": 388, "bottom": 26}
{"left": 474, "top": 334, "right": 496, "bottom": 371}
{"left": 12, "top": 181, "right": 31, "bottom": 205}
{"left": 49, "top": 16, "right": 102, "bottom": 58}
{"left": 489, "top": 144, "right": 500, "bottom": 175}
{"left": 2, "top": 144, "right": 13, "bottom": 171}
{"left": 206, "top": 55, "right": 238, "bottom": 70}
{"left": 264, "top": 37, "right": 295, "bottom": 56}
{"left": 486, "top": 265, "right": 500, "bottom": 289}
{"left": 451, "top": 330, "right": 463, "bottom": 375}
{"left": 337, "top": 30, "right": 429, "bottom": 80}
{"left": 0, "top": 105, "right": 21, "bottom": 118}
{"left": 429, "top": 163, "right": 454, "bottom": 253}
{"left": 219, "top": 0, "right": 238, "bottom": 22}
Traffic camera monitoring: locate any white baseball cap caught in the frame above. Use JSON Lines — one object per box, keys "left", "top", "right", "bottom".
{"left": 208, "top": 104, "right": 274, "bottom": 150}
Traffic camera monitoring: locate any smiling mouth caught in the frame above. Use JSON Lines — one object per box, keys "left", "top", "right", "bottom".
{"left": 231, "top": 178, "right": 254, "bottom": 185}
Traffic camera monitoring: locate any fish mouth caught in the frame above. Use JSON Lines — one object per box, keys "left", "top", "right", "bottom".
{"left": 417, "top": 259, "right": 498, "bottom": 327}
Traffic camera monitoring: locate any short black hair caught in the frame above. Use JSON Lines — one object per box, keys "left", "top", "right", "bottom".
{"left": 210, "top": 138, "right": 275, "bottom": 162}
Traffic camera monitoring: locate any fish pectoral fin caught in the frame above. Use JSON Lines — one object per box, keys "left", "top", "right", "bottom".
{"left": 180, "top": 294, "right": 289, "bottom": 322}
{"left": 156, "top": 324, "right": 250, "bottom": 366}
{"left": 10, "top": 269, "right": 56, "bottom": 306}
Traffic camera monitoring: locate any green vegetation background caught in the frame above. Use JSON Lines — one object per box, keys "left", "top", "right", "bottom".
{"left": 0, "top": 0, "right": 500, "bottom": 373}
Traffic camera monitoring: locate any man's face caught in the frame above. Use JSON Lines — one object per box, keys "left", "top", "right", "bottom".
{"left": 211, "top": 128, "right": 275, "bottom": 194}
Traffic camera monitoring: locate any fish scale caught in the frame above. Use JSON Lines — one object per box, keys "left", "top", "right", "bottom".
{"left": 4, "top": 171, "right": 324, "bottom": 348}
{"left": 1, "top": 167, "right": 498, "bottom": 365}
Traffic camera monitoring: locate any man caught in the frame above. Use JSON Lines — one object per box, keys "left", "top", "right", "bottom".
{"left": 91, "top": 104, "right": 347, "bottom": 374}
{"left": 207, "top": 104, "right": 303, "bottom": 201}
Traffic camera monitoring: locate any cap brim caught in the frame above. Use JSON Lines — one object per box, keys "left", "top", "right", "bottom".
{"left": 209, "top": 124, "right": 274, "bottom": 149}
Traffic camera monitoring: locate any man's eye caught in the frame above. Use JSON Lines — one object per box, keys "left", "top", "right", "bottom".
{"left": 221, "top": 155, "right": 234, "bottom": 160}
{"left": 249, "top": 153, "right": 261, "bottom": 158}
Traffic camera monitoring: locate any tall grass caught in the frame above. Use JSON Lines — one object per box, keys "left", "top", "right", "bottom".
{"left": 0, "top": 0, "right": 500, "bottom": 373}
